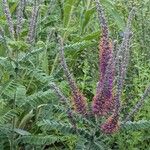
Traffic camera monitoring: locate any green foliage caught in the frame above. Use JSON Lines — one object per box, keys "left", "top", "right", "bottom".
{"left": 122, "top": 120, "right": 150, "bottom": 131}
{"left": 0, "top": 0, "right": 149, "bottom": 149}
{"left": 63, "top": 0, "right": 76, "bottom": 27}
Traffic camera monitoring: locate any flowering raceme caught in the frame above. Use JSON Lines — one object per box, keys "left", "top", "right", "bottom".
{"left": 92, "top": 0, "right": 114, "bottom": 116}
{"left": 2, "top": 0, "right": 150, "bottom": 140}
{"left": 72, "top": 89, "right": 87, "bottom": 115}
{"left": 59, "top": 36, "right": 87, "bottom": 115}
{"left": 101, "top": 114, "right": 119, "bottom": 134}
{"left": 92, "top": 38, "right": 114, "bottom": 116}
{"left": 93, "top": 0, "right": 136, "bottom": 134}
{"left": 52, "top": 1, "right": 149, "bottom": 135}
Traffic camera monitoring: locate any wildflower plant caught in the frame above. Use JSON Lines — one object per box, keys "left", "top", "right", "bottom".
{"left": 50, "top": 0, "right": 150, "bottom": 136}
{"left": 0, "top": 0, "right": 150, "bottom": 149}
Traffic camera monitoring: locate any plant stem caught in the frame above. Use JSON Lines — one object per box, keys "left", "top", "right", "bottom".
{"left": 10, "top": 93, "right": 16, "bottom": 150}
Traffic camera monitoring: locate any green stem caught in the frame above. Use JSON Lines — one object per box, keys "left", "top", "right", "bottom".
{"left": 50, "top": 53, "right": 59, "bottom": 76}
{"left": 10, "top": 41, "right": 19, "bottom": 150}
{"left": 10, "top": 93, "right": 16, "bottom": 150}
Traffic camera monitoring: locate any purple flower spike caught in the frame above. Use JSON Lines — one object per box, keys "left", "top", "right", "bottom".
{"left": 92, "top": 0, "right": 115, "bottom": 116}
{"left": 72, "top": 90, "right": 87, "bottom": 115}
{"left": 58, "top": 36, "right": 87, "bottom": 115}
{"left": 101, "top": 114, "right": 119, "bottom": 134}
{"left": 92, "top": 38, "right": 114, "bottom": 115}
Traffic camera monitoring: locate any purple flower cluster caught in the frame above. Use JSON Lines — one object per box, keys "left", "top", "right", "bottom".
{"left": 101, "top": 114, "right": 119, "bottom": 134}
{"left": 92, "top": 38, "right": 114, "bottom": 116}
{"left": 72, "top": 90, "right": 87, "bottom": 115}
{"left": 93, "top": 0, "right": 119, "bottom": 134}
{"left": 56, "top": 0, "right": 148, "bottom": 135}
{"left": 59, "top": 36, "right": 88, "bottom": 115}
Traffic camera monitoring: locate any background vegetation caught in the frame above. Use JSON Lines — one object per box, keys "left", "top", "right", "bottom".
{"left": 0, "top": 0, "right": 150, "bottom": 149}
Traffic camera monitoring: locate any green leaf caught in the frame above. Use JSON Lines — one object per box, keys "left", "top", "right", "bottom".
{"left": 10, "top": 1, "right": 19, "bottom": 14}
{"left": 81, "top": 7, "right": 95, "bottom": 32}
{"left": 63, "top": 0, "right": 76, "bottom": 27}
{"left": 101, "top": 0, "right": 125, "bottom": 29}
{"left": 8, "top": 40, "right": 29, "bottom": 51}
{"left": 17, "top": 135, "right": 63, "bottom": 145}
{"left": 14, "top": 128, "right": 31, "bottom": 136}
{"left": 109, "top": 8, "right": 125, "bottom": 29}
{"left": 80, "top": 31, "right": 100, "bottom": 41}
{"left": 121, "top": 120, "right": 150, "bottom": 131}
{"left": 39, "top": 49, "right": 49, "bottom": 74}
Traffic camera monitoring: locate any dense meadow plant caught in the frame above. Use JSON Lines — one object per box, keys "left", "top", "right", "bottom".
{"left": 0, "top": 0, "right": 150, "bottom": 149}
{"left": 53, "top": 0, "right": 150, "bottom": 134}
